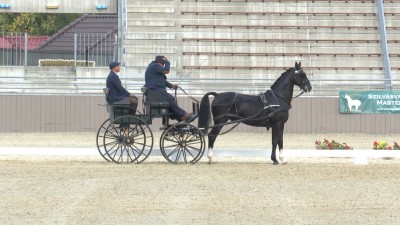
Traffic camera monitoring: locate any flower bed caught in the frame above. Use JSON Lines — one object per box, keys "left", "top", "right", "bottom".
{"left": 315, "top": 139, "right": 353, "bottom": 150}
{"left": 373, "top": 141, "right": 400, "bottom": 150}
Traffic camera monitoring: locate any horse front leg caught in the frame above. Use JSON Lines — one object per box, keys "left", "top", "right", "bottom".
{"left": 271, "top": 122, "right": 286, "bottom": 165}
{"left": 271, "top": 126, "right": 279, "bottom": 165}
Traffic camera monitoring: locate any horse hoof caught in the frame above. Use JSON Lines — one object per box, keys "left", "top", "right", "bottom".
{"left": 273, "top": 161, "right": 279, "bottom": 165}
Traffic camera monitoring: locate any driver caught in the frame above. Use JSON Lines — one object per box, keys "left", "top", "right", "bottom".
{"left": 144, "top": 56, "right": 195, "bottom": 122}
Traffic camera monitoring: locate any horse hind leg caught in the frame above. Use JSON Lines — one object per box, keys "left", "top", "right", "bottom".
{"left": 207, "top": 118, "right": 228, "bottom": 164}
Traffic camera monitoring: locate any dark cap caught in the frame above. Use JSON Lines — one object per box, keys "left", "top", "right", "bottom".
{"left": 109, "top": 61, "right": 120, "bottom": 70}
{"left": 155, "top": 56, "right": 166, "bottom": 64}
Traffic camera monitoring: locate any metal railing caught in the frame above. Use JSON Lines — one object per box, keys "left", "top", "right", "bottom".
{"left": 0, "top": 74, "right": 397, "bottom": 97}
{"left": 0, "top": 32, "right": 26, "bottom": 66}
{"left": 1, "top": 32, "right": 117, "bottom": 67}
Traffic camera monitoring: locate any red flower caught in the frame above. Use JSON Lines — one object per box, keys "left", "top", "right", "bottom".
{"left": 373, "top": 141, "right": 378, "bottom": 146}
{"left": 388, "top": 146, "right": 393, "bottom": 150}
{"left": 328, "top": 143, "right": 333, "bottom": 150}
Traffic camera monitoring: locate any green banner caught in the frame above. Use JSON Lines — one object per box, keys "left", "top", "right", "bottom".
{"left": 339, "top": 90, "right": 400, "bottom": 114}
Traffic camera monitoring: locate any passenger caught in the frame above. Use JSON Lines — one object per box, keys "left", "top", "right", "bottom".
{"left": 144, "top": 56, "right": 195, "bottom": 122}
{"left": 106, "top": 61, "right": 138, "bottom": 114}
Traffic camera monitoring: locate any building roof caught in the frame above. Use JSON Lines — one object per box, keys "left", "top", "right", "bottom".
{"left": 0, "top": 36, "right": 49, "bottom": 50}
{"left": 33, "top": 14, "right": 117, "bottom": 54}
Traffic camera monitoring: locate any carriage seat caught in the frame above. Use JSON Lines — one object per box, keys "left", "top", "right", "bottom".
{"left": 141, "top": 87, "right": 169, "bottom": 107}
{"left": 103, "top": 88, "right": 130, "bottom": 105}
{"left": 141, "top": 87, "right": 170, "bottom": 117}
{"left": 103, "top": 88, "right": 131, "bottom": 122}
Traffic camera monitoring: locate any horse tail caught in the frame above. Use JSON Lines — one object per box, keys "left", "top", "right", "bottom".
{"left": 198, "top": 92, "right": 218, "bottom": 130}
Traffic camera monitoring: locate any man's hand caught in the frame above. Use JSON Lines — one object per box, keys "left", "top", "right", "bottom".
{"left": 171, "top": 84, "right": 178, "bottom": 90}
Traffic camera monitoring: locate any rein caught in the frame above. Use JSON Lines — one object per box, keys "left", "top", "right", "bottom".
{"left": 178, "top": 87, "right": 199, "bottom": 103}
{"left": 293, "top": 91, "right": 305, "bottom": 98}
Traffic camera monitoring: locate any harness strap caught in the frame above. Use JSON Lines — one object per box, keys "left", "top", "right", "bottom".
{"left": 259, "top": 92, "right": 268, "bottom": 107}
{"left": 213, "top": 113, "right": 242, "bottom": 121}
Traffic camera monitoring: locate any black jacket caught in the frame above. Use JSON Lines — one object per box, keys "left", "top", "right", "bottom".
{"left": 144, "top": 61, "right": 172, "bottom": 89}
{"left": 106, "top": 71, "right": 130, "bottom": 103}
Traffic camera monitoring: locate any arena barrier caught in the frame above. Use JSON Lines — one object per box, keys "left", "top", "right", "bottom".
{"left": 1, "top": 147, "right": 400, "bottom": 164}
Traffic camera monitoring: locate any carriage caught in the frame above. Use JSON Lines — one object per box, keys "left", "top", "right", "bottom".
{"left": 96, "top": 62, "right": 312, "bottom": 165}
{"left": 96, "top": 87, "right": 206, "bottom": 164}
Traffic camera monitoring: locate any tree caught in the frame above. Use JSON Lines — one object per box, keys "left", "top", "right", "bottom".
{"left": 0, "top": 13, "right": 81, "bottom": 36}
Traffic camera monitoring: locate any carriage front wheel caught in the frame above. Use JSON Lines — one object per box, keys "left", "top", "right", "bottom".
{"left": 103, "top": 115, "right": 154, "bottom": 164}
{"left": 160, "top": 123, "right": 205, "bottom": 164}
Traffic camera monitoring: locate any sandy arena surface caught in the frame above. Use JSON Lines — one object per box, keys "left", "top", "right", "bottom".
{"left": 1, "top": 159, "right": 400, "bottom": 225}
{"left": 1, "top": 132, "right": 400, "bottom": 224}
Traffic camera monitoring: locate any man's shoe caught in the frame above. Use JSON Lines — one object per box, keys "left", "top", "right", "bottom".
{"left": 180, "top": 112, "right": 193, "bottom": 121}
{"left": 186, "top": 114, "right": 198, "bottom": 123}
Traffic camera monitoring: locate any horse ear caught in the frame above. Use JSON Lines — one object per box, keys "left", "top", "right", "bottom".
{"left": 295, "top": 61, "right": 299, "bottom": 70}
{"left": 299, "top": 62, "right": 301, "bottom": 68}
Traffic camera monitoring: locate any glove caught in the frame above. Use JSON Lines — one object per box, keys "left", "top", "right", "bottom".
{"left": 171, "top": 84, "right": 178, "bottom": 90}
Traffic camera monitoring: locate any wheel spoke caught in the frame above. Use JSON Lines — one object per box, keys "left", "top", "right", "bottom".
{"left": 116, "top": 147, "right": 124, "bottom": 163}
{"left": 174, "top": 147, "right": 182, "bottom": 164}
{"left": 110, "top": 143, "right": 122, "bottom": 160}
{"left": 127, "top": 146, "right": 137, "bottom": 162}
{"left": 167, "top": 145, "right": 180, "bottom": 158}
{"left": 131, "top": 144, "right": 143, "bottom": 156}
{"left": 185, "top": 140, "right": 202, "bottom": 145}
{"left": 163, "top": 143, "right": 180, "bottom": 149}
{"left": 184, "top": 146, "right": 198, "bottom": 159}
{"left": 105, "top": 142, "right": 119, "bottom": 156}
{"left": 182, "top": 146, "right": 188, "bottom": 163}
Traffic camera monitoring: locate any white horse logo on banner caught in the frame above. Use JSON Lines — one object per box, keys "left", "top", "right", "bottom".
{"left": 344, "top": 94, "right": 361, "bottom": 111}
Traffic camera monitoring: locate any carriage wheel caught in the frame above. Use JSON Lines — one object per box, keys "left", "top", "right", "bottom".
{"left": 96, "top": 119, "right": 111, "bottom": 162}
{"left": 160, "top": 123, "right": 205, "bottom": 164}
{"left": 103, "top": 115, "right": 153, "bottom": 164}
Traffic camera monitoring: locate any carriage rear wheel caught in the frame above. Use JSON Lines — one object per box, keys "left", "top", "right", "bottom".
{"left": 96, "top": 119, "right": 111, "bottom": 162}
{"left": 160, "top": 123, "right": 205, "bottom": 164}
{"left": 103, "top": 115, "right": 153, "bottom": 164}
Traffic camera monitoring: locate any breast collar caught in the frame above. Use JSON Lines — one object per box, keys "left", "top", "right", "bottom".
{"left": 259, "top": 90, "right": 291, "bottom": 110}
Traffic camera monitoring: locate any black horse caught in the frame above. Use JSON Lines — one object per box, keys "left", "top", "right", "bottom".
{"left": 198, "top": 62, "right": 312, "bottom": 165}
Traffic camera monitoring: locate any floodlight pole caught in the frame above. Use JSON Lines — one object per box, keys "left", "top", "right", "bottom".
{"left": 117, "top": 0, "right": 126, "bottom": 66}
{"left": 376, "top": 0, "right": 392, "bottom": 90}
{"left": 24, "top": 33, "right": 28, "bottom": 66}
{"left": 74, "top": 33, "right": 77, "bottom": 66}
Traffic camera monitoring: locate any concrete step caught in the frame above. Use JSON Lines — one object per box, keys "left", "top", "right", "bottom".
{"left": 24, "top": 67, "right": 76, "bottom": 81}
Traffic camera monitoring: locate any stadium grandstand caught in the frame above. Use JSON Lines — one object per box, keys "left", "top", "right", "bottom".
{"left": 0, "top": 0, "right": 399, "bottom": 133}
{"left": 0, "top": 0, "right": 399, "bottom": 96}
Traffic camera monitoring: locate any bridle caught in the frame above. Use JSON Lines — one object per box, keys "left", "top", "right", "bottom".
{"left": 293, "top": 68, "right": 308, "bottom": 98}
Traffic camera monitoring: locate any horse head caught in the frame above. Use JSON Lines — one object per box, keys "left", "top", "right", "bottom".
{"left": 293, "top": 62, "right": 312, "bottom": 92}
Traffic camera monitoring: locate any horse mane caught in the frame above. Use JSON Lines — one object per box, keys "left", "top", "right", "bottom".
{"left": 271, "top": 67, "right": 294, "bottom": 89}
